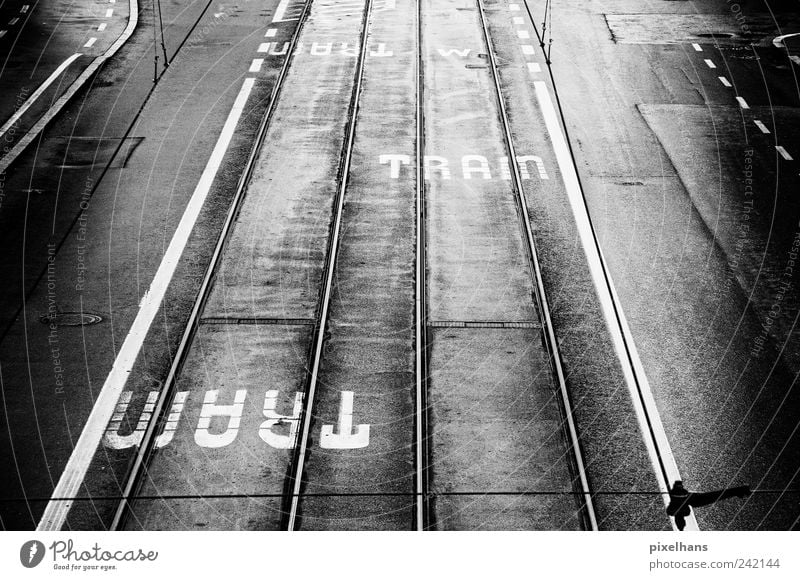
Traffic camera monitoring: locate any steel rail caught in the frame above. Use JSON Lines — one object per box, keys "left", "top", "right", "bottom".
{"left": 108, "top": 0, "right": 316, "bottom": 530}
{"left": 414, "top": 0, "right": 430, "bottom": 532}
{"left": 284, "top": 0, "right": 376, "bottom": 531}
{"left": 475, "top": 0, "right": 599, "bottom": 531}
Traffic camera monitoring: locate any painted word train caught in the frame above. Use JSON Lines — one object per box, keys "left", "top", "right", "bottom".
{"left": 103, "top": 390, "right": 370, "bottom": 450}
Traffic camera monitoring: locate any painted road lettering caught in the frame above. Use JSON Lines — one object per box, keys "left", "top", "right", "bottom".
{"left": 259, "top": 390, "right": 303, "bottom": 449}
{"left": 320, "top": 391, "right": 370, "bottom": 449}
{"left": 103, "top": 389, "right": 372, "bottom": 450}
{"left": 379, "top": 154, "right": 548, "bottom": 180}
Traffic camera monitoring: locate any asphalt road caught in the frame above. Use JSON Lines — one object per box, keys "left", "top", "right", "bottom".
{"left": 0, "top": 0, "right": 797, "bottom": 531}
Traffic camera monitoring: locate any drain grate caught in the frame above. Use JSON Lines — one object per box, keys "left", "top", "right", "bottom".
{"left": 428, "top": 320, "right": 540, "bottom": 329}
{"left": 200, "top": 317, "right": 316, "bottom": 325}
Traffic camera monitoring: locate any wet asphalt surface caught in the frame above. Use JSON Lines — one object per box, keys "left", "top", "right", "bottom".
{"left": 0, "top": 0, "right": 798, "bottom": 530}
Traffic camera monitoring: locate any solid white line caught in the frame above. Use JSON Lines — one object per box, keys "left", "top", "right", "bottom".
{"left": 249, "top": 58, "right": 263, "bottom": 72}
{"left": 265, "top": 28, "right": 277, "bottom": 37}
{"left": 527, "top": 62, "right": 541, "bottom": 73}
{"left": 532, "top": 80, "right": 697, "bottom": 531}
{"left": 0, "top": 0, "right": 139, "bottom": 174}
{"left": 517, "top": 30, "right": 530, "bottom": 39}
{"left": 98, "top": 22, "right": 107, "bottom": 31}
{"left": 692, "top": 43, "right": 702, "bottom": 51}
{"left": 777, "top": 146, "right": 793, "bottom": 161}
{"left": 719, "top": 76, "right": 731, "bottom": 87}
{"left": 37, "top": 77, "right": 256, "bottom": 531}
{"left": 521, "top": 44, "right": 535, "bottom": 55}
{"left": 736, "top": 96, "right": 750, "bottom": 109}
{"left": 106, "top": 8, "right": 114, "bottom": 17}
{"left": 84, "top": 37, "right": 97, "bottom": 48}
{"left": 754, "top": 120, "right": 770, "bottom": 134}
{"left": 704, "top": 58, "right": 716, "bottom": 69}
{"left": 0, "top": 54, "right": 82, "bottom": 141}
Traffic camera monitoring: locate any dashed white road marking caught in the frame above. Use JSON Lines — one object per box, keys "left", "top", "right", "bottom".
{"left": 692, "top": 43, "right": 702, "bottom": 51}
{"left": 0, "top": 30, "right": 6, "bottom": 39}
{"left": 517, "top": 30, "right": 530, "bottom": 39}
{"left": 257, "top": 42, "right": 271, "bottom": 52}
{"left": 791, "top": 55, "right": 800, "bottom": 66}
{"left": 521, "top": 44, "right": 535, "bottom": 55}
{"left": 532, "top": 79, "right": 696, "bottom": 531}
{"left": 510, "top": 3, "right": 520, "bottom": 10}
{"left": 249, "top": 58, "right": 263, "bottom": 72}
{"left": 736, "top": 96, "right": 750, "bottom": 109}
{"left": 777, "top": 146, "right": 794, "bottom": 161}
{"left": 719, "top": 76, "right": 732, "bottom": 87}
{"left": 265, "top": 28, "right": 277, "bottom": 37}
{"left": 704, "top": 58, "right": 716, "bottom": 68}
{"left": 513, "top": 16, "right": 523, "bottom": 25}
{"left": 754, "top": 120, "right": 770, "bottom": 134}
{"left": 21, "top": 4, "right": 30, "bottom": 13}
{"left": 36, "top": 76, "right": 257, "bottom": 531}
{"left": 9, "top": 17, "right": 19, "bottom": 25}
{"left": 0, "top": 54, "right": 82, "bottom": 142}
{"left": 106, "top": 8, "right": 114, "bottom": 17}
{"left": 527, "top": 62, "right": 541, "bottom": 73}
{"left": 84, "top": 37, "right": 97, "bottom": 48}
{"left": 98, "top": 22, "right": 107, "bottom": 31}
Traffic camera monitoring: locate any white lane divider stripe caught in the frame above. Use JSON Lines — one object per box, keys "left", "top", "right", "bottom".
{"left": 0, "top": 30, "right": 6, "bottom": 38}
{"left": 249, "top": 58, "right": 263, "bottom": 72}
{"left": 692, "top": 43, "right": 702, "bottom": 51}
{"left": 513, "top": 16, "right": 523, "bottom": 24}
{"left": 84, "top": 37, "right": 97, "bottom": 48}
{"left": 719, "top": 76, "right": 732, "bottom": 87}
{"left": 527, "top": 62, "right": 541, "bottom": 73}
{"left": 777, "top": 146, "right": 793, "bottom": 161}
{"left": 0, "top": 0, "right": 138, "bottom": 175}
{"left": 532, "top": 80, "right": 696, "bottom": 531}
{"left": 517, "top": 30, "right": 530, "bottom": 39}
{"left": 265, "top": 28, "right": 277, "bottom": 37}
{"left": 98, "top": 22, "right": 107, "bottom": 31}
{"left": 754, "top": 120, "right": 770, "bottom": 134}
{"left": 36, "top": 77, "right": 257, "bottom": 531}
{"left": 521, "top": 44, "right": 535, "bottom": 55}
{"left": 704, "top": 59, "right": 716, "bottom": 69}
{"left": 510, "top": 3, "right": 520, "bottom": 10}
{"left": 9, "top": 17, "right": 19, "bottom": 25}
{"left": 21, "top": 5, "right": 30, "bottom": 13}
{"left": 0, "top": 54, "right": 83, "bottom": 141}
{"left": 736, "top": 96, "right": 750, "bottom": 109}
{"left": 106, "top": 8, "right": 114, "bottom": 17}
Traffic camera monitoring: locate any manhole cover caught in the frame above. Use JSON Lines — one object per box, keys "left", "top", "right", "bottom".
{"left": 40, "top": 312, "right": 104, "bottom": 326}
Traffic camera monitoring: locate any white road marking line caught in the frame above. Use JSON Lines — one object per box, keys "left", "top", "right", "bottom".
{"left": 257, "top": 42, "right": 270, "bottom": 52}
{"left": 791, "top": 55, "right": 800, "bottom": 66}
{"left": 532, "top": 80, "right": 696, "bottom": 531}
{"left": 521, "top": 44, "right": 535, "bottom": 55}
{"left": 0, "top": 30, "right": 6, "bottom": 39}
{"left": 9, "top": 17, "right": 19, "bottom": 25}
{"left": 21, "top": 5, "right": 30, "bottom": 13}
{"left": 0, "top": 0, "right": 139, "bottom": 175}
{"left": 249, "top": 58, "right": 263, "bottom": 72}
{"left": 777, "top": 146, "right": 793, "bottom": 161}
{"left": 98, "top": 22, "right": 107, "bottom": 31}
{"left": 36, "top": 77, "right": 257, "bottom": 531}
{"left": 527, "top": 62, "right": 541, "bottom": 73}
{"left": 517, "top": 30, "right": 530, "bottom": 39}
{"left": 272, "top": 0, "right": 294, "bottom": 22}
{"left": 736, "top": 96, "right": 750, "bottom": 109}
{"left": 773, "top": 32, "right": 800, "bottom": 48}
{"left": 84, "top": 37, "right": 97, "bottom": 48}
{"left": 106, "top": 8, "right": 114, "bottom": 17}
{"left": 692, "top": 43, "right": 702, "bottom": 51}
{"left": 704, "top": 58, "right": 716, "bottom": 68}
{"left": 719, "top": 76, "right": 731, "bottom": 87}
{"left": 513, "top": 16, "right": 523, "bottom": 24}
{"left": 754, "top": 120, "right": 770, "bottom": 134}
{"left": 510, "top": 3, "right": 520, "bottom": 10}
{"left": 265, "top": 28, "right": 277, "bottom": 37}
{"left": 0, "top": 54, "right": 82, "bottom": 141}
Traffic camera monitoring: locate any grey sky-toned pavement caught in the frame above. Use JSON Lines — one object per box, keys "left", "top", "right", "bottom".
{"left": 0, "top": 0, "right": 798, "bottom": 531}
